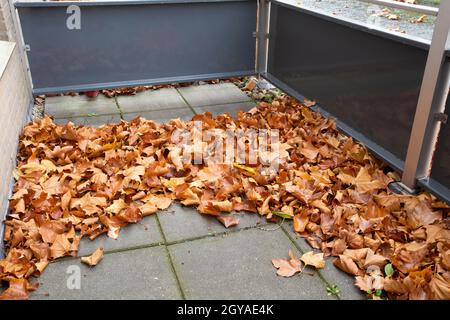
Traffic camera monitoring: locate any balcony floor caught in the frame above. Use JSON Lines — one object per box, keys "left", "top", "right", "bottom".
{"left": 31, "top": 82, "right": 364, "bottom": 300}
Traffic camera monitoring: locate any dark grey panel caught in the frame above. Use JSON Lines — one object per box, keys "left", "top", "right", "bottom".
{"left": 430, "top": 86, "right": 450, "bottom": 193}
{"left": 263, "top": 72, "right": 404, "bottom": 172}
{"left": 267, "top": 2, "right": 428, "bottom": 162}
{"left": 17, "top": 0, "right": 256, "bottom": 94}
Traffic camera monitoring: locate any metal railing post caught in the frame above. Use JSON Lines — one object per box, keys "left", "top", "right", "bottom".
{"left": 401, "top": 1, "right": 450, "bottom": 189}
{"left": 256, "top": 0, "right": 270, "bottom": 76}
{"left": 6, "top": 0, "right": 33, "bottom": 93}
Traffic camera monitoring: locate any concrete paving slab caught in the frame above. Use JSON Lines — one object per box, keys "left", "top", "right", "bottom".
{"left": 117, "top": 88, "right": 189, "bottom": 114}
{"left": 29, "top": 83, "right": 368, "bottom": 300}
{"left": 45, "top": 95, "right": 119, "bottom": 118}
{"left": 122, "top": 108, "right": 195, "bottom": 123}
{"left": 193, "top": 101, "right": 256, "bottom": 117}
{"left": 178, "top": 83, "right": 252, "bottom": 107}
{"left": 30, "top": 246, "right": 181, "bottom": 300}
{"left": 77, "top": 215, "right": 163, "bottom": 256}
{"left": 281, "top": 223, "right": 366, "bottom": 300}
{"left": 158, "top": 202, "right": 267, "bottom": 243}
{"left": 53, "top": 114, "right": 122, "bottom": 127}
{"left": 169, "top": 228, "right": 334, "bottom": 300}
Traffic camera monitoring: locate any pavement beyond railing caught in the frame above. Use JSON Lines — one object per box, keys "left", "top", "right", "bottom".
{"left": 4, "top": 0, "right": 450, "bottom": 205}
{"left": 359, "top": 0, "right": 438, "bottom": 16}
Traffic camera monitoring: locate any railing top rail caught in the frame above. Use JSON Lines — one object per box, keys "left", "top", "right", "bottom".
{"left": 359, "top": 0, "right": 439, "bottom": 16}
{"left": 14, "top": 0, "right": 250, "bottom": 8}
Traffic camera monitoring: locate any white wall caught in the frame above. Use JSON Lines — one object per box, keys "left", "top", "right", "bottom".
{"left": 0, "top": 2, "right": 33, "bottom": 257}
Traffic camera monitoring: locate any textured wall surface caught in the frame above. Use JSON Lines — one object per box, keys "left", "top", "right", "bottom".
{"left": 0, "top": 1, "right": 32, "bottom": 257}
{"left": 0, "top": 0, "right": 14, "bottom": 41}
{"left": 0, "top": 41, "right": 33, "bottom": 257}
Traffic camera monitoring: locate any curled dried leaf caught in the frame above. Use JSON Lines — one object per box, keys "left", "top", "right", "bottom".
{"left": 81, "top": 248, "right": 104, "bottom": 267}
{"left": 300, "top": 251, "right": 325, "bottom": 269}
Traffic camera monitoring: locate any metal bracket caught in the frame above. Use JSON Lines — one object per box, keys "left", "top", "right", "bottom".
{"left": 434, "top": 112, "right": 448, "bottom": 124}
{"left": 388, "top": 181, "right": 420, "bottom": 195}
{"left": 252, "top": 31, "right": 269, "bottom": 39}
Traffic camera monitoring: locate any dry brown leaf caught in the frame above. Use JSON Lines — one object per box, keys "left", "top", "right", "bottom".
{"left": 293, "top": 212, "right": 309, "bottom": 233}
{"left": 272, "top": 250, "right": 302, "bottom": 277}
{"left": 105, "top": 198, "right": 127, "bottom": 214}
{"left": 334, "top": 255, "right": 362, "bottom": 276}
{"left": 303, "top": 98, "right": 316, "bottom": 107}
{"left": 0, "top": 279, "right": 31, "bottom": 300}
{"left": 300, "top": 251, "right": 325, "bottom": 269}
{"left": 429, "top": 273, "right": 450, "bottom": 300}
{"left": 50, "top": 234, "right": 72, "bottom": 259}
{"left": 81, "top": 248, "right": 104, "bottom": 266}
{"left": 354, "top": 167, "right": 383, "bottom": 193}
{"left": 217, "top": 215, "right": 239, "bottom": 228}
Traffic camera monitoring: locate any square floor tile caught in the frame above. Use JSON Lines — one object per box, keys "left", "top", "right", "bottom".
{"left": 281, "top": 223, "right": 365, "bottom": 300}
{"left": 117, "top": 88, "right": 188, "bottom": 114}
{"left": 158, "top": 202, "right": 267, "bottom": 243}
{"left": 122, "top": 108, "right": 195, "bottom": 123}
{"left": 46, "top": 95, "right": 119, "bottom": 119}
{"left": 30, "top": 246, "right": 181, "bottom": 300}
{"left": 77, "top": 215, "right": 163, "bottom": 256}
{"left": 169, "top": 228, "right": 333, "bottom": 300}
{"left": 53, "top": 114, "right": 122, "bottom": 127}
{"left": 178, "top": 83, "right": 252, "bottom": 107}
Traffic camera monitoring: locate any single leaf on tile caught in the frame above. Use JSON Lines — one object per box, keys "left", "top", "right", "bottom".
{"left": 81, "top": 248, "right": 104, "bottom": 267}
{"left": 217, "top": 215, "right": 239, "bottom": 228}
{"left": 272, "top": 250, "right": 302, "bottom": 277}
{"left": 300, "top": 251, "right": 325, "bottom": 269}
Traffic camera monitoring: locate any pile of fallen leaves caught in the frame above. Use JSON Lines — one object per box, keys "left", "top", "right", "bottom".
{"left": 44, "top": 79, "right": 232, "bottom": 100}
{"left": 1, "top": 96, "right": 449, "bottom": 300}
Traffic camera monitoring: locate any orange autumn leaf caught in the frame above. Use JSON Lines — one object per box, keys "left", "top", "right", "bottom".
{"left": 333, "top": 255, "right": 362, "bottom": 276}
{"left": 0, "top": 279, "right": 32, "bottom": 300}
{"left": 300, "top": 251, "right": 325, "bottom": 269}
{"left": 293, "top": 213, "right": 309, "bottom": 233}
{"left": 217, "top": 215, "right": 239, "bottom": 228}
{"left": 81, "top": 248, "right": 104, "bottom": 267}
{"left": 272, "top": 250, "right": 302, "bottom": 277}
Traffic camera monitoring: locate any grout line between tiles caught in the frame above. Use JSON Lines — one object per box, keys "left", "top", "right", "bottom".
{"left": 52, "top": 112, "right": 121, "bottom": 120}
{"left": 165, "top": 223, "right": 271, "bottom": 247}
{"left": 53, "top": 220, "right": 271, "bottom": 266}
{"left": 155, "top": 214, "right": 187, "bottom": 300}
{"left": 175, "top": 87, "right": 197, "bottom": 115}
{"left": 114, "top": 96, "right": 124, "bottom": 119}
{"left": 190, "top": 99, "right": 256, "bottom": 111}
{"left": 280, "top": 225, "right": 341, "bottom": 300}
